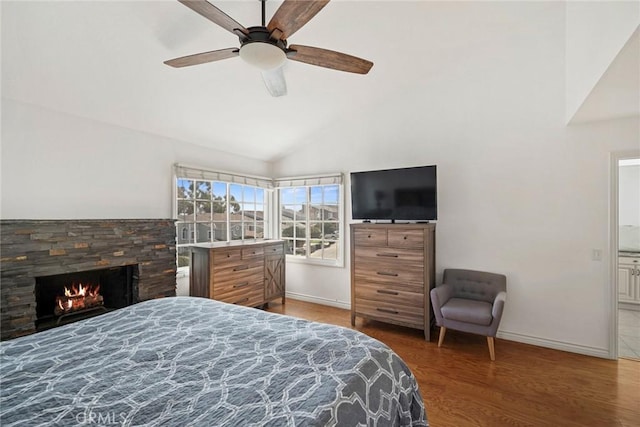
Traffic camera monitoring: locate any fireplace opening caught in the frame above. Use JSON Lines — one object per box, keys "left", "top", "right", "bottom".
{"left": 35, "top": 265, "right": 138, "bottom": 331}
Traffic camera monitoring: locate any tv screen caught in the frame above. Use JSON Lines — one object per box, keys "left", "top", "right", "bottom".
{"left": 350, "top": 165, "right": 437, "bottom": 221}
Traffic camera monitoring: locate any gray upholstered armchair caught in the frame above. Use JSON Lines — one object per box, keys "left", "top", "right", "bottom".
{"left": 430, "top": 269, "right": 507, "bottom": 360}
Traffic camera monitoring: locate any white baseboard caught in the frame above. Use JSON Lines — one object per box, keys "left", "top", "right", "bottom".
{"left": 497, "top": 330, "right": 611, "bottom": 359}
{"left": 285, "top": 291, "right": 351, "bottom": 310}
{"left": 284, "top": 293, "right": 613, "bottom": 359}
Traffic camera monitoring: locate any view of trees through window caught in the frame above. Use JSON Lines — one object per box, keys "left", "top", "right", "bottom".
{"left": 280, "top": 185, "right": 340, "bottom": 261}
{"left": 176, "top": 178, "right": 266, "bottom": 268}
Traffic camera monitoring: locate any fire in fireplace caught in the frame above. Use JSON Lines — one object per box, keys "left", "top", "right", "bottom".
{"left": 54, "top": 283, "right": 104, "bottom": 316}
{"left": 35, "top": 265, "right": 138, "bottom": 331}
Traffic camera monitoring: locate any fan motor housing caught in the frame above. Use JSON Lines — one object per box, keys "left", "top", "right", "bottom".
{"left": 239, "top": 26, "right": 288, "bottom": 51}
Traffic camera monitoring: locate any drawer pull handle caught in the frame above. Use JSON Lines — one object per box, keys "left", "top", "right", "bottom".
{"left": 403, "top": 236, "right": 408, "bottom": 240}
{"left": 377, "top": 253, "right": 398, "bottom": 258}
{"left": 233, "top": 282, "right": 249, "bottom": 288}
{"left": 377, "top": 271, "right": 398, "bottom": 277}
{"left": 233, "top": 266, "right": 249, "bottom": 271}
{"left": 377, "top": 308, "right": 399, "bottom": 315}
{"left": 233, "top": 298, "right": 249, "bottom": 305}
{"left": 377, "top": 290, "right": 399, "bottom": 295}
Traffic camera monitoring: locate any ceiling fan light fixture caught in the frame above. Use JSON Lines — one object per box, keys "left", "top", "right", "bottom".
{"left": 239, "top": 42, "right": 286, "bottom": 70}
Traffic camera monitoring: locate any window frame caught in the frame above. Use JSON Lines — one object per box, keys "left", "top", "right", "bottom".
{"left": 276, "top": 174, "right": 345, "bottom": 268}
{"left": 173, "top": 165, "right": 274, "bottom": 274}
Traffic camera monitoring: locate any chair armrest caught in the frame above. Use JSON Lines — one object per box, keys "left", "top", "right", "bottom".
{"left": 430, "top": 284, "right": 454, "bottom": 311}
{"left": 492, "top": 291, "right": 507, "bottom": 319}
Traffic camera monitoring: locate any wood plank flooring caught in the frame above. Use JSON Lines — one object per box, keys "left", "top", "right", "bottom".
{"left": 266, "top": 299, "right": 640, "bottom": 427}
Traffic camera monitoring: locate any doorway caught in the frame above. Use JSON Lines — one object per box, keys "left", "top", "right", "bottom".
{"left": 611, "top": 153, "right": 640, "bottom": 360}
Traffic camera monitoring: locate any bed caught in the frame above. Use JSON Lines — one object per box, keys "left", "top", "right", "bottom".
{"left": 0, "top": 297, "right": 427, "bottom": 426}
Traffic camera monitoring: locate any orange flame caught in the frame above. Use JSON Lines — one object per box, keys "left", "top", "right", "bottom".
{"left": 55, "top": 282, "right": 103, "bottom": 315}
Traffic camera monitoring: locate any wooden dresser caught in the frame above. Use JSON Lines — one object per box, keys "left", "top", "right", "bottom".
{"left": 350, "top": 223, "right": 436, "bottom": 340}
{"left": 189, "top": 240, "right": 285, "bottom": 307}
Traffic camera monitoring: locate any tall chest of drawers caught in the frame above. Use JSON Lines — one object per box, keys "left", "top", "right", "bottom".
{"left": 189, "top": 240, "right": 285, "bottom": 308}
{"left": 350, "top": 223, "right": 436, "bottom": 340}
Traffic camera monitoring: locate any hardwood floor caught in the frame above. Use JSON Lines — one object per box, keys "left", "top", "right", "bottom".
{"left": 266, "top": 299, "right": 640, "bottom": 427}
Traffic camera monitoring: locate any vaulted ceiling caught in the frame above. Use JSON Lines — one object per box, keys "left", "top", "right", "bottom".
{"left": 2, "top": 1, "right": 637, "bottom": 162}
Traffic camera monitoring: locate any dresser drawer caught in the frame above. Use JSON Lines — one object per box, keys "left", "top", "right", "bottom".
{"left": 388, "top": 229, "right": 424, "bottom": 249}
{"left": 213, "top": 261, "right": 263, "bottom": 283}
{"left": 216, "top": 285, "right": 264, "bottom": 307}
{"left": 354, "top": 246, "right": 425, "bottom": 266}
{"left": 355, "top": 282, "right": 424, "bottom": 308}
{"left": 353, "top": 229, "right": 387, "bottom": 246}
{"left": 242, "top": 246, "right": 264, "bottom": 259}
{"left": 619, "top": 257, "right": 640, "bottom": 267}
{"left": 354, "top": 271, "right": 424, "bottom": 288}
{"left": 213, "top": 248, "right": 242, "bottom": 266}
{"left": 354, "top": 299, "right": 424, "bottom": 329}
{"left": 354, "top": 262, "right": 424, "bottom": 286}
{"left": 214, "top": 276, "right": 263, "bottom": 296}
{"left": 264, "top": 243, "right": 284, "bottom": 256}
{"left": 213, "top": 253, "right": 263, "bottom": 272}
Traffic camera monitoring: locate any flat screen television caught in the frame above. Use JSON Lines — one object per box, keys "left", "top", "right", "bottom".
{"left": 350, "top": 165, "right": 437, "bottom": 222}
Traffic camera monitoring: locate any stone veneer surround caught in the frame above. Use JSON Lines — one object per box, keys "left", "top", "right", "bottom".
{"left": 0, "top": 219, "right": 177, "bottom": 340}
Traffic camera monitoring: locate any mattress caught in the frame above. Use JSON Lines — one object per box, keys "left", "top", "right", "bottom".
{"left": 0, "top": 297, "right": 427, "bottom": 426}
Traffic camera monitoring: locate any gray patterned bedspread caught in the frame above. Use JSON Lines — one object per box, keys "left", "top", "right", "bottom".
{"left": 1, "top": 297, "right": 427, "bottom": 426}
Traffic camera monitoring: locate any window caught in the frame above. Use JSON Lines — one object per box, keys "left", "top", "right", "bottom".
{"left": 174, "top": 165, "right": 273, "bottom": 269}
{"left": 277, "top": 174, "right": 343, "bottom": 266}
{"left": 174, "top": 166, "right": 342, "bottom": 269}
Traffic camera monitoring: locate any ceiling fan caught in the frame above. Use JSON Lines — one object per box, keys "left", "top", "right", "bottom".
{"left": 164, "top": 0, "right": 374, "bottom": 97}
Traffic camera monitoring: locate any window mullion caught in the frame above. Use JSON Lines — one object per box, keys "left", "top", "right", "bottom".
{"left": 208, "top": 182, "right": 213, "bottom": 243}
{"left": 306, "top": 186, "right": 311, "bottom": 259}
{"left": 225, "top": 183, "right": 230, "bottom": 242}
{"left": 320, "top": 185, "right": 325, "bottom": 260}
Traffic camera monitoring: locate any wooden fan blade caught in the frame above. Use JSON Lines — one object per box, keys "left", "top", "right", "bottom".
{"left": 267, "top": 0, "right": 330, "bottom": 40}
{"left": 261, "top": 67, "right": 287, "bottom": 97}
{"left": 288, "top": 45, "right": 373, "bottom": 74}
{"left": 178, "top": 0, "right": 247, "bottom": 36}
{"left": 164, "top": 47, "right": 239, "bottom": 68}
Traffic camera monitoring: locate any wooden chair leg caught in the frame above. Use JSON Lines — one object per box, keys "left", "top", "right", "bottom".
{"left": 487, "top": 336, "right": 495, "bottom": 361}
{"left": 438, "top": 326, "right": 447, "bottom": 347}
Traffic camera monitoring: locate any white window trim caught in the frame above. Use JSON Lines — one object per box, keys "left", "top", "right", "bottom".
{"left": 276, "top": 173, "right": 345, "bottom": 268}
{"left": 175, "top": 163, "right": 274, "bottom": 189}
{"left": 173, "top": 164, "right": 275, "bottom": 275}
{"left": 274, "top": 173, "right": 344, "bottom": 188}
{"left": 173, "top": 166, "right": 345, "bottom": 270}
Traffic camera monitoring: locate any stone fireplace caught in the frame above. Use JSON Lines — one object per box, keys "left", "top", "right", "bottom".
{"left": 1, "top": 219, "right": 176, "bottom": 340}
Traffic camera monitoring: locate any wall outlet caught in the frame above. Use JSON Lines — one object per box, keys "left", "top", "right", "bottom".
{"left": 592, "top": 249, "right": 602, "bottom": 261}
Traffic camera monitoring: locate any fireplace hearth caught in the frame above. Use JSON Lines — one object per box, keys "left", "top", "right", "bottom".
{"left": 1, "top": 219, "right": 176, "bottom": 340}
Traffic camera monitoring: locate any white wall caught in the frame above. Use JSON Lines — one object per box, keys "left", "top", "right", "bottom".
{"left": 272, "top": 2, "right": 640, "bottom": 358}
{"left": 1, "top": 99, "right": 270, "bottom": 219}
{"left": 565, "top": 1, "right": 640, "bottom": 122}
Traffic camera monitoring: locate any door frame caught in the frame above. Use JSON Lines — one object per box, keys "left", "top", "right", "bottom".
{"left": 609, "top": 150, "right": 640, "bottom": 359}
